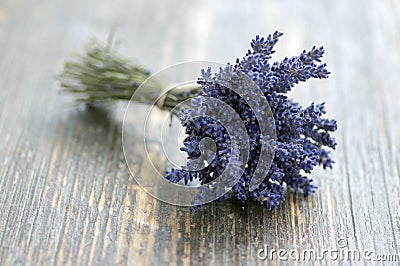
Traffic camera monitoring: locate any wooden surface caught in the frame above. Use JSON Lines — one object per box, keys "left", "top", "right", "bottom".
{"left": 1, "top": 0, "right": 400, "bottom": 265}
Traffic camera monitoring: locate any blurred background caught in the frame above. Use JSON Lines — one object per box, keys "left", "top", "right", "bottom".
{"left": 0, "top": 0, "right": 399, "bottom": 265}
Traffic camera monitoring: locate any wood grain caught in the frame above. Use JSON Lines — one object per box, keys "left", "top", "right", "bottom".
{"left": 0, "top": 0, "right": 399, "bottom": 265}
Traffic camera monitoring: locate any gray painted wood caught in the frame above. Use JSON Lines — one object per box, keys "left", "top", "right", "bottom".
{"left": 0, "top": 0, "right": 399, "bottom": 265}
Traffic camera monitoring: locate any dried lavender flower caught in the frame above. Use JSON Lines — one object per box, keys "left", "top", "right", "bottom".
{"left": 165, "top": 32, "right": 337, "bottom": 210}
{"left": 58, "top": 32, "right": 337, "bottom": 211}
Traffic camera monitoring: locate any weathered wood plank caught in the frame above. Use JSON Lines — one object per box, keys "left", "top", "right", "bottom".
{"left": 0, "top": 0, "right": 399, "bottom": 265}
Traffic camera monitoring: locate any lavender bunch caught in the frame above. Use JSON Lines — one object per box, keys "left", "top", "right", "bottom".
{"left": 58, "top": 32, "right": 337, "bottom": 211}
{"left": 165, "top": 32, "right": 337, "bottom": 210}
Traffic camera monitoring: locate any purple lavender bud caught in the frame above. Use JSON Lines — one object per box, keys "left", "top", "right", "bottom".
{"left": 165, "top": 32, "right": 337, "bottom": 211}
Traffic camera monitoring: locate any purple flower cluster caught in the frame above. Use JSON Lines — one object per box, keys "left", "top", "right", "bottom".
{"left": 165, "top": 32, "right": 337, "bottom": 210}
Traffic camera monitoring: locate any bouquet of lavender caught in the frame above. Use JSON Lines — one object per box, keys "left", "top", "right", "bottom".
{"left": 58, "top": 32, "right": 337, "bottom": 211}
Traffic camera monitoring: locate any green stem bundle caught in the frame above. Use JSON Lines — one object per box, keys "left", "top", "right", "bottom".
{"left": 57, "top": 39, "right": 200, "bottom": 113}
